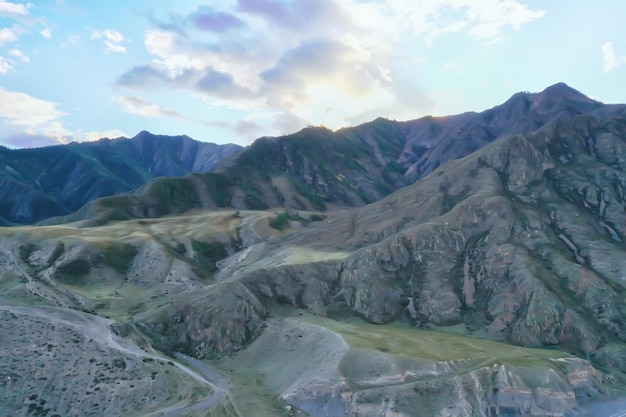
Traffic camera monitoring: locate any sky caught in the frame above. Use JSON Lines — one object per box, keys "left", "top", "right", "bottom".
{"left": 0, "top": 0, "right": 625, "bottom": 148}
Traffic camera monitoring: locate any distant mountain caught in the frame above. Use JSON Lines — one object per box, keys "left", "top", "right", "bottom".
{"left": 0, "top": 131, "right": 242, "bottom": 224}
{"left": 46, "top": 83, "right": 623, "bottom": 226}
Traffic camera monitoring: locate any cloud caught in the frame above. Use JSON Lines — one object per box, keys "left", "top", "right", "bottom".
{"left": 0, "top": 55, "right": 14, "bottom": 74}
{"left": 237, "top": 0, "right": 350, "bottom": 31}
{"left": 91, "top": 29, "right": 127, "bottom": 53}
{"left": 8, "top": 48, "right": 29, "bottom": 63}
{"left": 61, "top": 34, "right": 80, "bottom": 48}
{"left": 0, "top": 1, "right": 32, "bottom": 18}
{"left": 1, "top": 133, "right": 60, "bottom": 149}
{"left": 113, "top": 95, "right": 248, "bottom": 134}
{"left": 40, "top": 28, "right": 51, "bottom": 39}
{"left": 234, "top": 119, "right": 261, "bottom": 136}
{"left": 0, "top": 87, "right": 70, "bottom": 142}
{"left": 601, "top": 42, "right": 619, "bottom": 73}
{"left": 117, "top": 64, "right": 198, "bottom": 88}
{"left": 0, "top": 25, "right": 21, "bottom": 45}
{"left": 74, "top": 129, "right": 127, "bottom": 142}
{"left": 113, "top": 95, "right": 189, "bottom": 119}
{"left": 0, "top": 88, "right": 128, "bottom": 146}
{"left": 1, "top": 129, "right": 128, "bottom": 148}
{"left": 197, "top": 68, "right": 254, "bottom": 98}
{"left": 117, "top": 65, "right": 166, "bottom": 87}
{"left": 117, "top": 0, "right": 546, "bottom": 136}
{"left": 464, "top": 0, "right": 546, "bottom": 41}
{"left": 190, "top": 6, "right": 245, "bottom": 32}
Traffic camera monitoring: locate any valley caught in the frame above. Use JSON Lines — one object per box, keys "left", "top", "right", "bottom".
{"left": 2, "top": 84, "right": 626, "bottom": 416}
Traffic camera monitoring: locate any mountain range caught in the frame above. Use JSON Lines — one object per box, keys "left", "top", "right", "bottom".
{"left": 34, "top": 82, "right": 617, "bottom": 228}
{"left": 1, "top": 83, "right": 626, "bottom": 417}
{"left": 0, "top": 131, "right": 241, "bottom": 224}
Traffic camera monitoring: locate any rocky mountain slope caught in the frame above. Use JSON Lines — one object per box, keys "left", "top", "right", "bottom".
{"left": 134, "top": 108, "right": 626, "bottom": 370}
{"left": 0, "top": 207, "right": 613, "bottom": 417}
{"left": 0, "top": 131, "right": 241, "bottom": 224}
{"left": 3, "top": 86, "right": 626, "bottom": 415}
{"left": 44, "top": 83, "right": 619, "bottom": 227}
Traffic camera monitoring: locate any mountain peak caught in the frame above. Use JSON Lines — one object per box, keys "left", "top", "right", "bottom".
{"left": 131, "top": 130, "right": 156, "bottom": 140}
{"left": 543, "top": 81, "right": 576, "bottom": 93}
{"left": 538, "top": 82, "right": 597, "bottom": 103}
{"left": 498, "top": 82, "right": 601, "bottom": 118}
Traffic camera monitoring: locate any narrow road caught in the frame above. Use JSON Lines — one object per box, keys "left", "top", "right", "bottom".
{"left": 141, "top": 354, "right": 233, "bottom": 417}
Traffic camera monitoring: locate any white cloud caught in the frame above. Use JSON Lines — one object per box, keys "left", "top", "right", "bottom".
{"left": 464, "top": 0, "right": 545, "bottom": 40}
{"left": 8, "top": 48, "right": 29, "bottom": 63}
{"left": 0, "top": 88, "right": 128, "bottom": 145}
{"left": 61, "top": 34, "right": 80, "bottom": 48}
{"left": 40, "top": 28, "right": 51, "bottom": 39}
{"left": 0, "top": 1, "right": 32, "bottom": 18}
{"left": 74, "top": 128, "right": 127, "bottom": 142}
{"left": 348, "top": 0, "right": 544, "bottom": 44}
{"left": 0, "top": 25, "right": 20, "bottom": 45}
{"left": 113, "top": 95, "right": 188, "bottom": 119}
{"left": 601, "top": 42, "right": 619, "bottom": 73}
{"left": 0, "top": 55, "right": 14, "bottom": 74}
{"left": 0, "top": 87, "right": 71, "bottom": 142}
{"left": 91, "top": 29, "right": 127, "bottom": 53}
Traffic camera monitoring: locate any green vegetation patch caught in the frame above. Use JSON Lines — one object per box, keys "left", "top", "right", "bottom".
{"left": 47, "top": 242, "right": 65, "bottom": 266}
{"left": 268, "top": 211, "right": 291, "bottom": 230}
{"left": 203, "top": 174, "right": 233, "bottom": 207}
{"left": 55, "top": 259, "right": 91, "bottom": 284}
{"left": 191, "top": 240, "right": 228, "bottom": 272}
{"left": 103, "top": 242, "right": 138, "bottom": 273}
{"left": 150, "top": 177, "right": 199, "bottom": 212}
{"left": 301, "top": 314, "right": 572, "bottom": 367}
{"left": 290, "top": 177, "right": 326, "bottom": 210}
{"left": 310, "top": 213, "right": 327, "bottom": 222}
{"left": 268, "top": 210, "right": 315, "bottom": 230}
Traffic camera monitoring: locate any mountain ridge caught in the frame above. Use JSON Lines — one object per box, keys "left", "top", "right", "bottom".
{"left": 43, "top": 83, "right": 625, "bottom": 227}
{"left": 0, "top": 132, "right": 242, "bottom": 224}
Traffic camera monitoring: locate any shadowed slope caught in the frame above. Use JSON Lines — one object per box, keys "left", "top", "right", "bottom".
{"left": 0, "top": 131, "right": 241, "bottom": 224}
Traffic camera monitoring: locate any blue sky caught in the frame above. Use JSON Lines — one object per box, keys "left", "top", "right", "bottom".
{"left": 0, "top": 0, "right": 624, "bottom": 147}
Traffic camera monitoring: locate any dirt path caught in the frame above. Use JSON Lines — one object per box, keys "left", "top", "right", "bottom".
{"left": 143, "top": 353, "right": 245, "bottom": 417}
